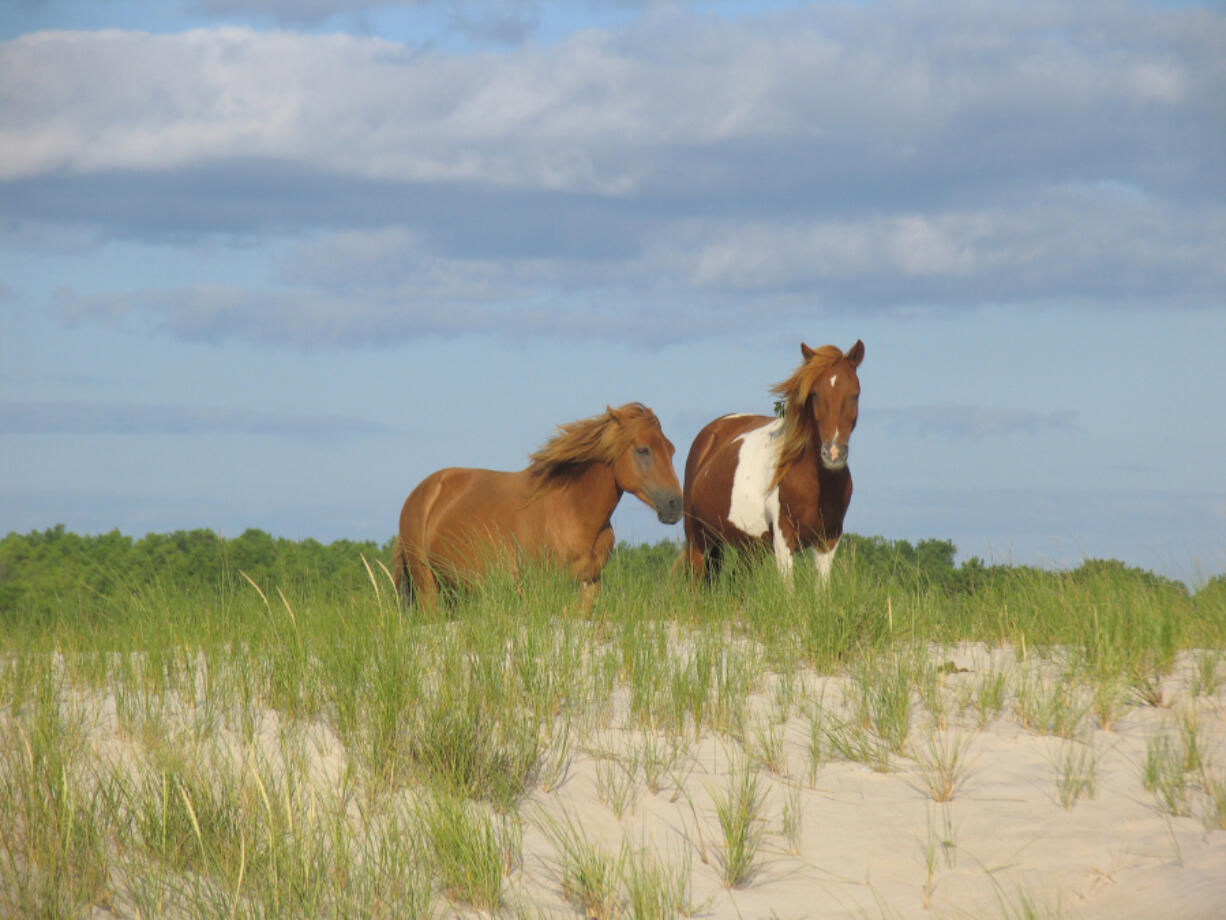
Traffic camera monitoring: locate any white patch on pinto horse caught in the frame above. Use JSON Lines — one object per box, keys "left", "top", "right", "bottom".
{"left": 813, "top": 543, "right": 838, "bottom": 585}
{"left": 727, "top": 419, "right": 792, "bottom": 574}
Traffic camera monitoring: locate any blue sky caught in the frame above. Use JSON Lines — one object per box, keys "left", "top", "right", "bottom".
{"left": 2, "top": 0, "right": 1224, "bottom": 584}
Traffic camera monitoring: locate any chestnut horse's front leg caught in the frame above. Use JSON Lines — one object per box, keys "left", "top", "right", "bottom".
{"left": 572, "top": 525, "right": 615, "bottom": 614}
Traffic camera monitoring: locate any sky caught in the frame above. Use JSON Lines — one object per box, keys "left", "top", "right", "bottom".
{"left": 2, "top": 0, "right": 1224, "bottom": 586}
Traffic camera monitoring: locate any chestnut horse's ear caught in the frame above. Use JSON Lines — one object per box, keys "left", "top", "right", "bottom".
{"left": 606, "top": 405, "right": 625, "bottom": 426}
{"left": 846, "top": 339, "right": 865, "bottom": 367}
{"left": 801, "top": 342, "right": 815, "bottom": 360}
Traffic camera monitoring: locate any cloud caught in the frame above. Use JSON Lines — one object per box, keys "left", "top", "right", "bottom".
{"left": 191, "top": 0, "right": 544, "bottom": 42}
{"left": 682, "top": 191, "right": 1226, "bottom": 303}
{"left": 51, "top": 280, "right": 732, "bottom": 348}
{"left": 46, "top": 178, "right": 1222, "bottom": 349}
{"left": 4, "top": 6, "right": 1220, "bottom": 192}
{"left": 192, "top": 0, "right": 402, "bottom": 23}
{"left": 868, "top": 405, "right": 1078, "bottom": 440}
{"left": 4, "top": 2, "right": 1225, "bottom": 347}
{"left": 0, "top": 400, "right": 387, "bottom": 440}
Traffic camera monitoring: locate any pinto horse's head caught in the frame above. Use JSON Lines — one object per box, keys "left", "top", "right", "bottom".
{"left": 772, "top": 340, "right": 864, "bottom": 479}
{"left": 607, "top": 404, "right": 684, "bottom": 524}
{"left": 807, "top": 339, "right": 863, "bottom": 471}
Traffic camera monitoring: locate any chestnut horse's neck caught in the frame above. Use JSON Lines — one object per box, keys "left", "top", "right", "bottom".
{"left": 534, "top": 460, "right": 622, "bottom": 530}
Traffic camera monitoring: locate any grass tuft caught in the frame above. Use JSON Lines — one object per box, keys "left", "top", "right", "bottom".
{"left": 711, "top": 758, "right": 769, "bottom": 888}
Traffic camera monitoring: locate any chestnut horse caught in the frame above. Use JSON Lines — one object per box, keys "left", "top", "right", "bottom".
{"left": 682, "top": 340, "right": 864, "bottom": 586}
{"left": 394, "top": 403, "right": 682, "bottom": 608}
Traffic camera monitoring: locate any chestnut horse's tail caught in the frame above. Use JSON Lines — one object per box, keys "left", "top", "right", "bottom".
{"left": 391, "top": 536, "right": 414, "bottom": 606}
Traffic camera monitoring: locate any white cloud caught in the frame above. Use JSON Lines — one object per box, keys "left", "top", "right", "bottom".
{"left": 4, "top": 1, "right": 1224, "bottom": 347}
{"left": 683, "top": 190, "right": 1225, "bottom": 302}
{"left": 3, "top": 3, "right": 1221, "bottom": 190}
{"left": 1131, "top": 61, "right": 1188, "bottom": 103}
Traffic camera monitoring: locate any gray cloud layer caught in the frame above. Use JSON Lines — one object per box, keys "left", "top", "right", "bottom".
{"left": 869, "top": 406, "right": 1078, "bottom": 440}
{"left": 194, "top": 0, "right": 545, "bottom": 40}
{"left": 0, "top": 401, "right": 387, "bottom": 440}
{"left": 3, "top": 1, "right": 1224, "bottom": 347}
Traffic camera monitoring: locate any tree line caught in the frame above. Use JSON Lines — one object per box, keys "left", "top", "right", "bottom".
{"left": 0, "top": 525, "right": 389, "bottom": 621}
{"left": 4, "top": 524, "right": 1217, "bottom": 625}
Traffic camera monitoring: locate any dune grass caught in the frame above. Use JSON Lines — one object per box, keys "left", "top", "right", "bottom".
{"left": 1, "top": 541, "right": 1223, "bottom": 918}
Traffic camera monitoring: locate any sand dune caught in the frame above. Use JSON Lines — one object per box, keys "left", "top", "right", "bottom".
{"left": 17, "top": 644, "right": 1226, "bottom": 919}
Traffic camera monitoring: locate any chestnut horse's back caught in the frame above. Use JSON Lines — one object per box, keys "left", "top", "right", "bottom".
{"left": 393, "top": 467, "right": 452, "bottom": 604}
{"left": 395, "top": 465, "right": 514, "bottom": 603}
{"left": 393, "top": 404, "right": 683, "bottom": 608}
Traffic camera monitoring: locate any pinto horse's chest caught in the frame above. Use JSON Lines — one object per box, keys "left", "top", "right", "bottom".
{"left": 724, "top": 419, "right": 840, "bottom": 544}
{"left": 727, "top": 420, "right": 784, "bottom": 538}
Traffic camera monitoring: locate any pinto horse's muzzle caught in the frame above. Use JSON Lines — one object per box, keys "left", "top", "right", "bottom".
{"left": 820, "top": 440, "right": 850, "bottom": 471}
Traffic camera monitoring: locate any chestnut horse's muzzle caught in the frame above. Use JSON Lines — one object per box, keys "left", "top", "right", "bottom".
{"left": 653, "top": 491, "right": 684, "bottom": 524}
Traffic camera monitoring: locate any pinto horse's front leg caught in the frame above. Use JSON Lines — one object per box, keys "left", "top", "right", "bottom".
{"left": 812, "top": 540, "right": 839, "bottom": 588}
{"left": 770, "top": 523, "right": 795, "bottom": 583}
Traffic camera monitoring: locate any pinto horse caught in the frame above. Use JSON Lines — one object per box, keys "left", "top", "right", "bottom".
{"left": 682, "top": 341, "right": 864, "bottom": 586}
{"left": 394, "top": 403, "right": 683, "bottom": 608}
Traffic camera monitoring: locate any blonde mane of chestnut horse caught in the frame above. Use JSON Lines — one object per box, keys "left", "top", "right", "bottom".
{"left": 526, "top": 402, "right": 659, "bottom": 492}
{"left": 393, "top": 403, "right": 682, "bottom": 609}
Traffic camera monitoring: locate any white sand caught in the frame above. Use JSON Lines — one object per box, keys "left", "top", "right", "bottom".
{"left": 515, "top": 645, "right": 1226, "bottom": 919}
{"left": 45, "top": 644, "right": 1226, "bottom": 918}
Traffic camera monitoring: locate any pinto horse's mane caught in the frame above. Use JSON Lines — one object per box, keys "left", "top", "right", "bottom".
{"left": 768, "top": 345, "right": 847, "bottom": 489}
{"left": 527, "top": 402, "right": 656, "bottom": 487}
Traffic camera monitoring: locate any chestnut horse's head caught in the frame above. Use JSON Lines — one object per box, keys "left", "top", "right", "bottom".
{"left": 771, "top": 339, "right": 864, "bottom": 481}
{"left": 607, "top": 404, "right": 684, "bottom": 524}
{"left": 528, "top": 402, "right": 683, "bottom": 524}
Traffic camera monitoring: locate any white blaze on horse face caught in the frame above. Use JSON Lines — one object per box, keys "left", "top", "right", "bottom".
{"left": 728, "top": 419, "right": 792, "bottom": 575}
{"left": 826, "top": 434, "right": 841, "bottom": 463}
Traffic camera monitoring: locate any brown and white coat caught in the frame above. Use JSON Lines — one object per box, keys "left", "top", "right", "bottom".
{"left": 682, "top": 341, "right": 864, "bottom": 586}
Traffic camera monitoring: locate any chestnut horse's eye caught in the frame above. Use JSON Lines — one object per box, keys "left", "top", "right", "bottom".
{"left": 635, "top": 445, "right": 652, "bottom": 457}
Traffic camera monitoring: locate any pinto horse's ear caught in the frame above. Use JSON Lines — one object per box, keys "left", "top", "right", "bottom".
{"left": 801, "top": 342, "right": 815, "bottom": 360}
{"left": 846, "top": 339, "right": 865, "bottom": 367}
